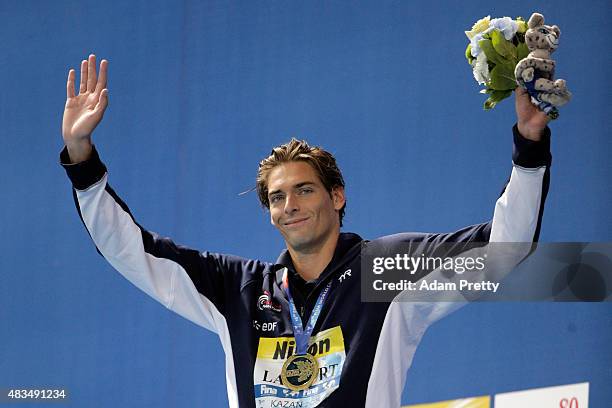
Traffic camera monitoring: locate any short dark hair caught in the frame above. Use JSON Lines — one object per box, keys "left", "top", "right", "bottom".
{"left": 256, "top": 138, "right": 346, "bottom": 226}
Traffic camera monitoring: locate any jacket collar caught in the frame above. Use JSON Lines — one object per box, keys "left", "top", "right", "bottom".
{"left": 274, "top": 232, "right": 363, "bottom": 286}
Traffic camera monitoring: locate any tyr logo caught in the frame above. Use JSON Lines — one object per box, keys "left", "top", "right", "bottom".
{"left": 338, "top": 269, "right": 352, "bottom": 283}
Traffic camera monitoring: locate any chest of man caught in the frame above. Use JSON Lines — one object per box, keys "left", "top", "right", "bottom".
{"left": 226, "top": 255, "right": 392, "bottom": 407}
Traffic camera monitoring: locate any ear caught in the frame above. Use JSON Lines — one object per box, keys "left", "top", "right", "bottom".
{"left": 528, "top": 13, "right": 544, "bottom": 29}
{"left": 552, "top": 25, "right": 561, "bottom": 37}
{"left": 331, "top": 186, "right": 346, "bottom": 211}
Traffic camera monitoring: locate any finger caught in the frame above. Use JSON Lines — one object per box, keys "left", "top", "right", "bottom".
{"left": 515, "top": 87, "right": 523, "bottom": 105}
{"left": 79, "top": 60, "right": 88, "bottom": 94}
{"left": 87, "top": 54, "right": 97, "bottom": 92}
{"left": 94, "top": 88, "right": 109, "bottom": 113}
{"left": 95, "top": 59, "right": 108, "bottom": 94}
{"left": 515, "top": 87, "right": 531, "bottom": 108}
{"left": 66, "top": 69, "right": 76, "bottom": 99}
{"left": 515, "top": 86, "right": 528, "bottom": 97}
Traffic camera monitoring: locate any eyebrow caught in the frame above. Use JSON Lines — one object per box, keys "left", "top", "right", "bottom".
{"left": 268, "top": 182, "right": 316, "bottom": 197}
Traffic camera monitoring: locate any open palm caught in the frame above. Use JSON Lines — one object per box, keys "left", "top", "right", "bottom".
{"left": 62, "top": 54, "right": 108, "bottom": 144}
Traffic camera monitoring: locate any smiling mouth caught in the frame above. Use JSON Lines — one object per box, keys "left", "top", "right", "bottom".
{"left": 284, "top": 217, "right": 309, "bottom": 227}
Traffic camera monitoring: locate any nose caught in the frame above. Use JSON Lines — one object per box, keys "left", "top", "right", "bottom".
{"left": 284, "top": 193, "right": 299, "bottom": 214}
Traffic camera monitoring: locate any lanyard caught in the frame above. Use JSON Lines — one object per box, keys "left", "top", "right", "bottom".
{"left": 282, "top": 268, "right": 332, "bottom": 355}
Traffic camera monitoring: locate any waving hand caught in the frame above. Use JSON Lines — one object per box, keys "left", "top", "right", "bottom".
{"left": 62, "top": 54, "right": 108, "bottom": 163}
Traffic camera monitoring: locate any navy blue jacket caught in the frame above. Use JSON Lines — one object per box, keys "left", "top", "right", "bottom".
{"left": 61, "top": 125, "right": 551, "bottom": 407}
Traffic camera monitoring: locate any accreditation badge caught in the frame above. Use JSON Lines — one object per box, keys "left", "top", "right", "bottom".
{"left": 253, "top": 326, "right": 346, "bottom": 407}
{"left": 253, "top": 270, "right": 343, "bottom": 406}
{"left": 280, "top": 353, "right": 319, "bottom": 391}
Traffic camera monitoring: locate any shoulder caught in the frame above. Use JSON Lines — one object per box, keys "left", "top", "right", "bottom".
{"left": 368, "top": 231, "right": 431, "bottom": 246}
{"left": 200, "top": 251, "right": 274, "bottom": 288}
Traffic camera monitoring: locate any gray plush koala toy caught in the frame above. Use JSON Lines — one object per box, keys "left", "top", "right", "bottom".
{"left": 514, "top": 12, "right": 572, "bottom": 119}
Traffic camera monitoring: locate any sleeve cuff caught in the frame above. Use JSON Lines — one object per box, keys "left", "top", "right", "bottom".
{"left": 512, "top": 123, "right": 552, "bottom": 168}
{"left": 59, "top": 145, "right": 107, "bottom": 190}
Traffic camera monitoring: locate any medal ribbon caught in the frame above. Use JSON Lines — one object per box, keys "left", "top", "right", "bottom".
{"left": 282, "top": 268, "right": 332, "bottom": 356}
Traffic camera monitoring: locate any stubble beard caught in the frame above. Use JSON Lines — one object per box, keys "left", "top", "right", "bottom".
{"left": 284, "top": 222, "right": 336, "bottom": 255}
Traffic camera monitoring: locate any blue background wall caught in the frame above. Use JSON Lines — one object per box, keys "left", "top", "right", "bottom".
{"left": 1, "top": 0, "right": 610, "bottom": 406}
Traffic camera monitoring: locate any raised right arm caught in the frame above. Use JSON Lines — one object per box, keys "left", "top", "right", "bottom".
{"left": 59, "top": 56, "right": 251, "bottom": 334}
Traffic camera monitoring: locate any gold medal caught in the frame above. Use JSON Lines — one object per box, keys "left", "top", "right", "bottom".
{"left": 280, "top": 353, "right": 319, "bottom": 391}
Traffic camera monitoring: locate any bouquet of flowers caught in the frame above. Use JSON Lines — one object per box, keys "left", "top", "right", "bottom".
{"left": 465, "top": 16, "right": 529, "bottom": 110}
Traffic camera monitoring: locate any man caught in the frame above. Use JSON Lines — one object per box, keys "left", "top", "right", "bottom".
{"left": 61, "top": 55, "right": 551, "bottom": 407}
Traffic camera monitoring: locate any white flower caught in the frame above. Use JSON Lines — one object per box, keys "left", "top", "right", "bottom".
{"left": 489, "top": 17, "right": 519, "bottom": 40}
{"left": 472, "top": 52, "right": 490, "bottom": 85}
{"left": 470, "top": 32, "right": 489, "bottom": 57}
{"left": 465, "top": 15, "right": 491, "bottom": 40}
{"left": 470, "top": 16, "right": 519, "bottom": 57}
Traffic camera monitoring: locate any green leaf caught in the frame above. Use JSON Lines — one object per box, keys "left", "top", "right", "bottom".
{"left": 489, "top": 63, "right": 517, "bottom": 90}
{"left": 489, "top": 89, "right": 513, "bottom": 102}
{"left": 483, "top": 90, "right": 513, "bottom": 110}
{"left": 465, "top": 44, "right": 474, "bottom": 64}
{"left": 478, "top": 39, "right": 505, "bottom": 65}
{"left": 491, "top": 30, "right": 517, "bottom": 62}
{"left": 517, "top": 42, "right": 529, "bottom": 61}
{"left": 496, "top": 60, "right": 517, "bottom": 80}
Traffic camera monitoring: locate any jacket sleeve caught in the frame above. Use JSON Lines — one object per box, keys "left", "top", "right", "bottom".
{"left": 377, "top": 124, "right": 551, "bottom": 254}
{"left": 489, "top": 123, "right": 551, "bottom": 242}
{"left": 373, "top": 124, "right": 552, "bottom": 317}
{"left": 59, "top": 145, "right": 256, "bottom": 334}
{"left": 427, "top": 124, "right": 552, "bottom": 295}
{"left": 366, "top": 126, "right": 552, "bottom": 406}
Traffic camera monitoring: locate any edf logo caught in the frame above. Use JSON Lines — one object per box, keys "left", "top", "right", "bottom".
{"left": 253, "top": 320, "right": 278, "bottom": 332}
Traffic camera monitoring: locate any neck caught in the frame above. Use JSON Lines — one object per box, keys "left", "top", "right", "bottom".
{"left": 288, "top": 231, "right": 340, "bottom": 281}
